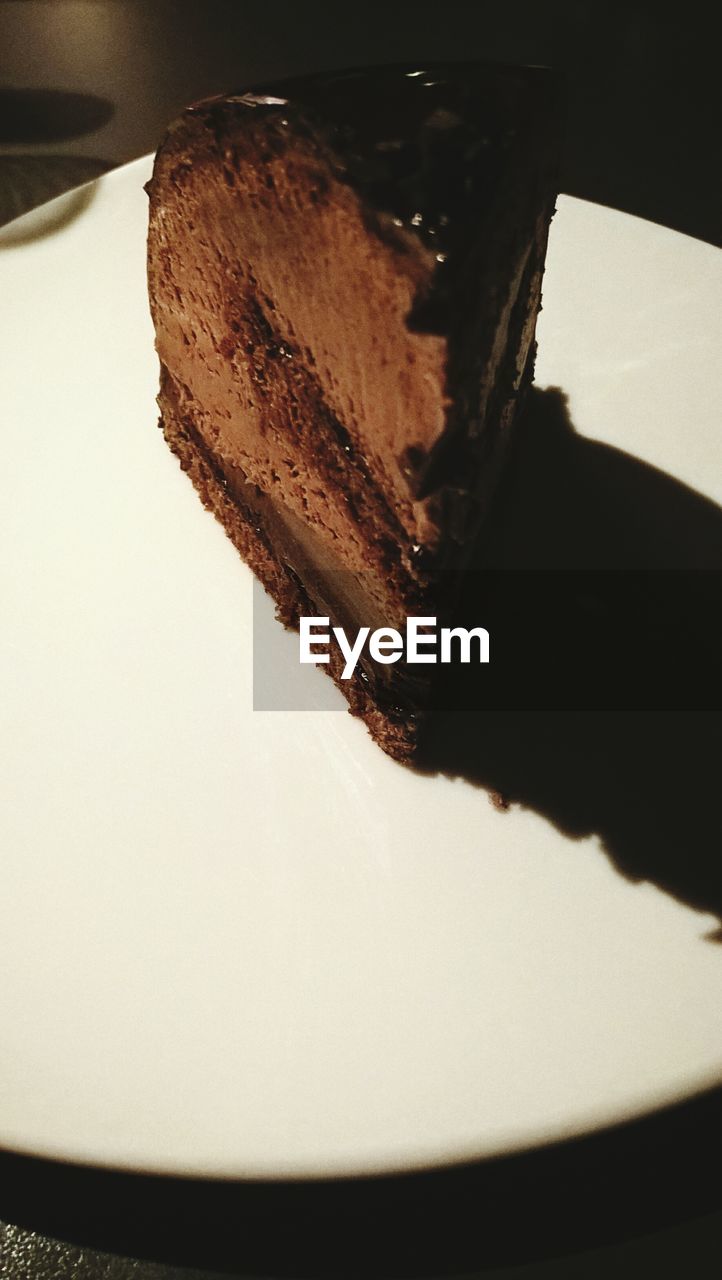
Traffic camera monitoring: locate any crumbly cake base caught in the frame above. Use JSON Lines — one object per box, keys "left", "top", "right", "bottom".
{"left": 159, "top": 388, "right": 421, "bottom": 762}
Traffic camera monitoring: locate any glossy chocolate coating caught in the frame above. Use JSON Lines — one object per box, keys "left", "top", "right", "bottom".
{"left": 195, "top": 62, "right": 560, "bottom": 262}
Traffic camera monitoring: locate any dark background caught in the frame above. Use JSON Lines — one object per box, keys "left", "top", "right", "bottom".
{"left": 1, "top": 0, "right": 721, "bottom": 243}
{"left": 1, "top": 1, "right": 720, "bottom": 1276}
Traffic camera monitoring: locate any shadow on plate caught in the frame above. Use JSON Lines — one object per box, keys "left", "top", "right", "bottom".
{"left": 418, "top": 387, "right": 722, "bottom": 928}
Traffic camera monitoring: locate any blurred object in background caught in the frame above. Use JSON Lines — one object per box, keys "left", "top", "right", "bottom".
{"left": 0, "top": 87, "right": 113, "bottom": 224}
{"left": 0, "top": 0, "right": 720, "bottom": 242}
{"left": 0, "top": 86, "right": 113, "bottom": 144}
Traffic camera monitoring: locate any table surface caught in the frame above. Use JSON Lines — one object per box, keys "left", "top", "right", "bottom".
{"left": 1, "top": 1, "right": 720, "bottom": 1276}
{"left": 2, "top": 1209, "right": 722, "bottom": 1280}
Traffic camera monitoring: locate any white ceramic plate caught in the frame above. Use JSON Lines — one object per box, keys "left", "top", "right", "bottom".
{"left": 0, "top": 157, "right": 720, "bottom": 1179}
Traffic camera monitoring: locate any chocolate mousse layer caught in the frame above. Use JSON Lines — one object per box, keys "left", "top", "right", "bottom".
{"left": 146, "top": 63, "right": 561, "bottom": 759}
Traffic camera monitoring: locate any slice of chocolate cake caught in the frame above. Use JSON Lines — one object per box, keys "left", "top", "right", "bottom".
{"left": 146, "top": 63, "right": 561, "bottom": 760}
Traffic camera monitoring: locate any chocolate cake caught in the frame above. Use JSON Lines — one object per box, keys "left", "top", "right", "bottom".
{"left": 146, "top": 63, "right": 561, "bottom": 760}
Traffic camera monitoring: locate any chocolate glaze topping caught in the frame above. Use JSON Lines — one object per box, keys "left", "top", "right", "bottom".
{"left": 190, "top": 63, "right": 561, "bottom": 332}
